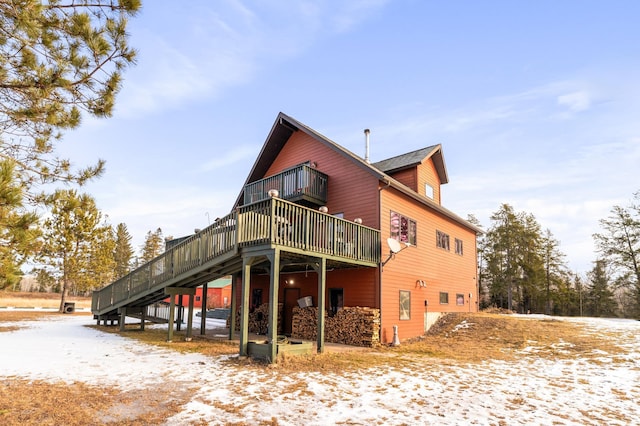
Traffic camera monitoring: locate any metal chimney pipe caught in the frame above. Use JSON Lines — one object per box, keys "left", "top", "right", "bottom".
{"left": 364, "top": 128, "right": 371, "bottom": 163}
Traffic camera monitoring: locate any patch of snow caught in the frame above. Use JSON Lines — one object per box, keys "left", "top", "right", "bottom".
{"left": 1, "top": 312, "right": 639, "bottom": 425}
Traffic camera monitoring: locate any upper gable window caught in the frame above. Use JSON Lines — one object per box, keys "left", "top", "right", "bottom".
{"left": 425, "top": 183, "right": 434, "bottom": 199}
{"left": 390, "top": 211, "right": 417, "bottom": 245}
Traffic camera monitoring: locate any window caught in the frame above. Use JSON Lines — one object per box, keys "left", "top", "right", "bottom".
{"left": 390, "top": 211, "right": 417, "bottom": 245}
{"left": 455, "top": 238, "right": 463, "bottom": 256}
{"left": 436, "top": 230, "right": 450, "bottom": 251}
{"left": 425, "top": 183, "right": 434, "bottom": 199}
{"left": 329, "top": 288, "right": 343, "bottom": 316}
{"left": 439, "top": 292, "right": 449, "bottom": 304}
{"left": 456, "top": 294, "right": 465, "bottom": 305}
{"left": 399, "top": 290, "right": 411, "bottom": 320}
{"left": 195, "top": 296, "right": 201, "bottom": 302}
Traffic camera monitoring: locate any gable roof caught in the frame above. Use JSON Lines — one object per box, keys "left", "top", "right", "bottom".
{"left": 234, "top": 112, "right": 482, "bottom": 234}
{"left": 373, "top": 146, "right": 449, "bottom": 184}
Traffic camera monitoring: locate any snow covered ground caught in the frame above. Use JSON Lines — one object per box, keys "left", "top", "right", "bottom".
{"left": 1, "top": 313, "right": 639, "bottom": 425}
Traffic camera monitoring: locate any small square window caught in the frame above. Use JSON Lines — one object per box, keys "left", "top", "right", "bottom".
{"left": 439, "top": 292, "right": 449, "bottom": 304}
{"left": 425, "top": 184, "right": 434, "bottom": 199}
{"left": 456, "top": 294, "right": 465, "bottom": 305}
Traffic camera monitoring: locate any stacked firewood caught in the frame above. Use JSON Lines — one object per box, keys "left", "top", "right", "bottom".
{"left": 229, "top": 303, "right": 283, "bottom": 334}
{"left": 291, "top": 306, "right": 380, "bottom": 347}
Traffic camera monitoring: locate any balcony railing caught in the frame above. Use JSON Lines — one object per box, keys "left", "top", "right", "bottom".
{"left": 92, "top": 197, "right": 380, "bottom": 315}
{"left": 243, "top": 164, "right": 328, "bottom": 206}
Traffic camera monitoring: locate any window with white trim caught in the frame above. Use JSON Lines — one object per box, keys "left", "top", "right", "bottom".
{"left": 425, "top": 183, "right": 434, "bottom": 199}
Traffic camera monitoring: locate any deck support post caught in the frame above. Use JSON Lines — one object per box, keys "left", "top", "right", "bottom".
{"left": 314, "top": 257, "right": 327, "bottom": 354}
{"left": 240, "top": 259, "right": 254, "bottom": 356}
{"left": 229, "top": 273, "right": 239, "bottom": 340}
{"left": 186, "top": 293, "right": 195, "bottom": 341}
{"left": 266, "top": 249, "right": 281, "bottom": 363}
{"left": 200, "top": 282, "right": 208, "bottom": 335}
{"left": 167, "top": 295, "right": 175, "bottom": 342}
{"left": 177, "top": 295, "right": 183, "bottom": 331}
{"left": 165, "top": 287, "right": 197, "bottom": 342}
{"left": 119, "top": 307, "right": 127, "bottom": 332}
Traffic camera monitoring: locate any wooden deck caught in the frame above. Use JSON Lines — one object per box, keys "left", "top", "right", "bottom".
{"left": 92, "top": 197, "right": 380, "bottom": 319}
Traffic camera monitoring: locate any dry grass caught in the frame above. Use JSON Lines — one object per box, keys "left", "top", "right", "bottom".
{"left": 389, "top": 312, "right": 626, "bottom": 363}
{"left": 1, "top": 305, "right": 632, "bottom": 423}
{"left": 0, "top": 291, "right": 91, "bottom": 309}
{"left": 0, "top": 379, "right": 191, "bottom": 426}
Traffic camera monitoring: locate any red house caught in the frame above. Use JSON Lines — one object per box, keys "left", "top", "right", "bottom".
{"left": 164, "top": 276, "right": 231, "bottom": 309}
{"left": 92, "top": 112, "right": 481, "bottom": 361}
{"left": 230, "top": 113, "right": 481, "bottom": 347}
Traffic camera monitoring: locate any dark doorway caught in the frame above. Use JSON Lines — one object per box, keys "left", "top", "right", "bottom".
{"left": 329, "top": 288, "right": 344, "bottom": 316}
{"left": 283, "top": 288, "right": 301, "bottom": 335}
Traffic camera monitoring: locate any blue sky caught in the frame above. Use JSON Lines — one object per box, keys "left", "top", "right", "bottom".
{"left": 57, "top": 1, "right": 639, "bottom": 274}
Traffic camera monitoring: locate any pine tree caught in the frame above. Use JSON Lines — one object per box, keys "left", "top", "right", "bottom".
{"left": 541, "top": 229, "right": 566, "bottom": 315}
{"left": 0, "top": 159, "right": 40, "bottom": 289}
{"left": 37, "top": 189, "right": 109, "bottom": 311}
{"left": 483, "top": 204, "right": 567, "bottom": 313}
{"left": 0, "top": 1, "right": 140, "bottom": 199}
{"left": 113, "top": 222, "right": 133, "bottom": 278}
{"left": 85, "top": 224, "right": 116, "bottom": 292}
{"left": 586, "top": 259, "right": 617, "bottom": 317}
{"left": 140, "top": 227, "right": 164, "bottom": 264}
{"left": 593, "top": 192, "right": 640, "bottom": 317}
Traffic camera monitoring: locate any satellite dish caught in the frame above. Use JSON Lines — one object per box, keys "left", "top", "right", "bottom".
{"left": 387, "top": 238, "right": 403, "bottom": 254}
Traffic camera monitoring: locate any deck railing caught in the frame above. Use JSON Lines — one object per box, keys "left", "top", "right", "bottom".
{"left": 243, "top": 164, "right": 328, "bottom": 205}
{"left": 92, "top": 198, "right": 379, "bottom": 314}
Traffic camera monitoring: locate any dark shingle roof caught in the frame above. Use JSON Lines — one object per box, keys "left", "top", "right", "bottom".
{"left": 372, "top": 145, "right": 449, "bottom": 185}
{"left": 372, "top": 146, "right": 439, "bottom": 173}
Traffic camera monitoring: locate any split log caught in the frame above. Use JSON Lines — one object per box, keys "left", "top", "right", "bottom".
{"left": 291, "top": 306, "right": 380, "bottom": 347}
{"left": 228, "top": 303, "right": 283, "bottom": 334}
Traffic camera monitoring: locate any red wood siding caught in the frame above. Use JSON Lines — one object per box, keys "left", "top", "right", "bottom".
{"left": 165, "top": 287, "right": 231, "bottom": 308}
{"left": 266, "top": 132, "right": 380, "bottom": 228}
{"left": 387, "top": 168, "right": 417, "bottom": 192}
{"left": 233, "top": 268, "right": 377, "bottom": 332}
{"left": 378, "top": 187, "right": 477, "bottom": 344}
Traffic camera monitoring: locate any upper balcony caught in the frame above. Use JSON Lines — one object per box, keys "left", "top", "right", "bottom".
{"left": 243, "top": 163, "right": 328, "bottom": 207}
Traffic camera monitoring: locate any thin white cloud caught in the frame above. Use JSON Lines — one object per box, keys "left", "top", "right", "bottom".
{"left": 115, "top": 1, "right": 390, "bottom": 119}
{"left": 557, "top": 91, "right": 591, "bottom": 112}
{"left": 199, "top": 145, "right": 257, "bottom": 172}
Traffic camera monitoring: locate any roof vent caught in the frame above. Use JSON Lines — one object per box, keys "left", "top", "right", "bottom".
{"left": 364, "top": 128, "right": 371, "bottom": 164}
